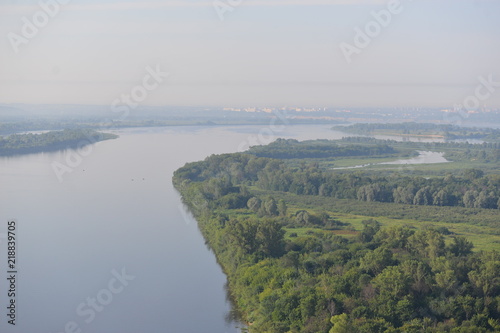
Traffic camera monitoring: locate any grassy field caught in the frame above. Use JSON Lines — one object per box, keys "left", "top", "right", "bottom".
{"left": 225, "top": 194, "right": 500, "bottom": 252}
{"left": 250, "top": 188, "right": 500, "bottom": 252}
{"left": 283, "top": 212, "right": 500, "bottom": 252}
{"left": 326, "top": 159, "right": 498, "bottom": 176}
{"left": 279, "top": 143, "right": 498, "bottom": 176}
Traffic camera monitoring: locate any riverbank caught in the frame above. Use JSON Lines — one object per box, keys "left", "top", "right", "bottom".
{"left": 0, "top": 129, "right": 117, "bottom": 156}
{"left": 173, "top": 152, "right": 500, "bottom": 332}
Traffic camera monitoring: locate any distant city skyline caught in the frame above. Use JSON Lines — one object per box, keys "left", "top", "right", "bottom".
{"left": 1, "top": 0, "right": 499, "bottom": 108}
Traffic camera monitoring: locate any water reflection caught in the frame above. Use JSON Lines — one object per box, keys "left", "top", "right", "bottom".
{"left": 332, "top": 151, "right": 449, "bottom": 170}
{"left": 380, "top": 151, "right": 449, "bottom": 165}
{"left": 224, "top": 282, "right": 248, "bottom": 331}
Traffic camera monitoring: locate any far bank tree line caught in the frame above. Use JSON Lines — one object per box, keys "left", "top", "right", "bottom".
{"left": 251, "top": 137, "right": 500, "bottom": 164}
{"left": 0, "top": 129, "right": 117, "bottom": 155}
{"left": 177, "top": 153, "right": 500, "bottom": 210}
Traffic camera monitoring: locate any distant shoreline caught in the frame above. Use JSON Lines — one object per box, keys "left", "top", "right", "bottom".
{"left": 0, "top": 130, "right": 118, "bottom": 157}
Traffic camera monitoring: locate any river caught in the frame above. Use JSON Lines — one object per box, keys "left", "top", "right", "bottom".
{"left": 0, "top": 124, "right": 362, "bottom": 333}
{"left": 0, "top": 124, "right": 484, "bottom": 332}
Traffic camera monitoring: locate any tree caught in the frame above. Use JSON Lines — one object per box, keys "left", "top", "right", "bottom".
{"left": 203, "top": 177, "right": 231, "bottom": 199}
{"left": 256, "top": 219, "right": 285, "bottom": 258}
{"left": 474, "top": 191, "right": 497, "bottom": 209}
{"left": 413, "top": 186, "right": 433, "bottom": 205}
{"left": 375, "top": 226, "right": 414, "bottom": 249}
{"left": 281, "top": 251, "right": 300, "bottom": 270}
{"left": 354, "top": 317, "right": 394, "bottom": 333}
{"left": 318, "top": 183, "right": 331, "bottom": 196}
{"left": 407, "top": 229, "right": 445, "bottom": 259}
{"left": 449, "top": 236, "right": 474, "bottom": 256}
{"left": 263, "top": 197, "right": 279, "bottom": 216}
{"left": 463, "top": 190, "right": 478, "bottom": 208}
{"left": 463, "top": 168, "right": 484, "bottom": 180}
{"left": 329, "top": 314, "right": 350, "bottom": 333}
{"left": 318, "top": 211, "right": 330, "bottom": 225}
{"left": 468, "top": 253, "right": 500, "bottom": 297}
{"left": 360, "top": 247, "right": 394, "bottom": 275}
{"left": 372, "top": 266, "right": 412, "bottom": 325}
{"left": 357, "top": 184, "right": 378, "bottom": 202}
{"left": 393, "top": 186, "right": 415, "bottom": 204}
{"left": 277, "top": 199, "right": 287, "bottom": 216}
{"left": 434, "top": 269, "right": 459, "bottom": 295}
{"left": 226, "top": 218, "right": 259, "bottom": 254}
{"left": 359, "top": 219, "right": 381, "bottom": 243}
{"left": 295, "top": 210, "right": 311, "bottom": 225}
{"left": 373, "top": 266, "right": 411, "bottom": 299}
{"left": 400, "top": 260, "right": 432, "bottom": 295}
{"left": 433, "top": 189, "right": 451, "bottom": 206}
{"left": 247, "top": 197, "right": 261, "bottom": 212}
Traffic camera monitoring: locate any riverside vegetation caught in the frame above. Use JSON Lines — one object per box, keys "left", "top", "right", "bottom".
{"left": 173, "top": 138, "right": 500, "bottom": 332}
{"left": 0, "top": 129, "right": 117, "bottom": 156}
{"left": 332, "top": 123, "right": 500, "bottom": 142}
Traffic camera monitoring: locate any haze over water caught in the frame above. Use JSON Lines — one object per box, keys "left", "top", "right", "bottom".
{"left": 0, "top": 125, "right": 360, "bottom": 333}
{"left": 1, "top": 122, "right": 500, "bottom": 332}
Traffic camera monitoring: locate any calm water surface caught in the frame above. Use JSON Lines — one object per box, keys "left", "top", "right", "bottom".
{"left": 0, "top": 125, "right": 348, "bottom": 333}
{"left": 0, "top": 124, "right": 482, "bottom": 333}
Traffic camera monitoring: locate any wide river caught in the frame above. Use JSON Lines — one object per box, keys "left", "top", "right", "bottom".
{"left": 0, "top": 124, "right": 468, "bottom": 333}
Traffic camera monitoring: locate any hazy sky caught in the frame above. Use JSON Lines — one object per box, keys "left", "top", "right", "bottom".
{"left": 0, "top": 0, "right": 499, "bottom": 108}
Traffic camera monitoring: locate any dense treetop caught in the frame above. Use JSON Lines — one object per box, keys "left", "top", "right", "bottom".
{"left": 173, "top": 147, "right": 500, "bottom": 332}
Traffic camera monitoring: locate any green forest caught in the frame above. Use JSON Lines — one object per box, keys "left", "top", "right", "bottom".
{"left": 244, "top": 139, "right": 500, "bottom": 210}
{"left": 332, "top": 123, "right": 500, "bottom": 142}
{"left": 250, "top": 137, "right": 500, "bottom": 167}
{"left": 0, "top": 129, "right": 117, "bottom": 156}
{"left": 173, "top": 141, "right": 500, "bottom": 332}
{"left": 247, "top": 138, "right": 401, "bottom": 159}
